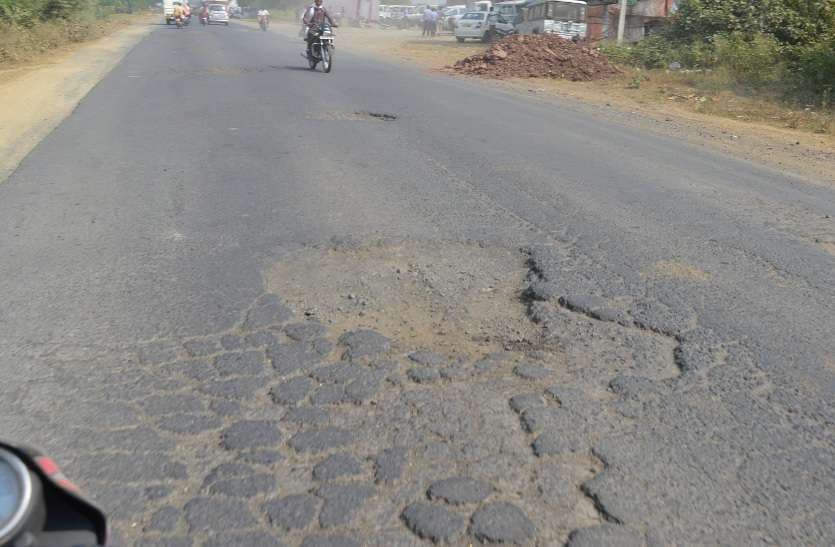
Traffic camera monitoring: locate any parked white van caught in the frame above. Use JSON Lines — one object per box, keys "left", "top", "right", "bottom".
{"left": 515, "top": 0, "right": 587, "bottom": 40}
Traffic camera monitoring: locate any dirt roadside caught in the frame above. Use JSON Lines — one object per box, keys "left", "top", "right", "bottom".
{"left": 271, "top": 21, "right": 835, "bottom": 187}
{"left": 0, "top": 19, "right": 154, "bottom": 182}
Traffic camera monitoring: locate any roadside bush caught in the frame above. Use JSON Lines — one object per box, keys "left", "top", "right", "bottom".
{"left": 787, "top": 37, "right": 835, "bottom": 106}
{"left": 599, "top": 34, "right": 716, "bottom": 71}
{"left": 668, "top": 40, "right": 716, "bottom": 69}
{"left": 668, "top": 0, "right": 835, "bottom": 47}
{"left": 0, "top": 14, "right": 105, "bottom": 64}
{"left": 599, "top": 35, "right": 669, "bottom": 69}
{"left": 657, "top": 0, "right": 835, "bottom": 104}
{"left": 0, "top": 0, "right": 46, "bottom": 26}
{"left": 43, "top": 0, "right": 90, "bottom": 19}
{"left": 713, "top": 32, "right": 783, "bottom": 89}
{"left": 622, "top": 34, "right": 668, "bottom": 69}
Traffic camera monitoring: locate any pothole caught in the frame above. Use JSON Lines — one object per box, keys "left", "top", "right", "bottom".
{"left": 266, "top": 239, "right": 540, "bottom": 360}
{"left": 170, "top": 65, "right": 282, "bottom": 76}
{"left": 306, "top": 111, "right": 398, "bottom": 122}
{"left": 356, "top": 111, "right": 398, "bottom": 121}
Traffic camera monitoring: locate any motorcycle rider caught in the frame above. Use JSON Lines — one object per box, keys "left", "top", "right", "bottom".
{"left": 302, "top": 0, "right": 337, "bottom": 58}
{"left": 173, "top": 1, "right": 185, "bottom": 25}
{"left": 258, "top": 7, "right": 270, "bottom": 28}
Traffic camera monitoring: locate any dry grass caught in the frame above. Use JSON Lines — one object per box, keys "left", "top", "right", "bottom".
{"left": 0, "top": 12, "right": 147, "bottom": 67}
{"left": 646, "top": 69, "right": 833, "bottom": 136}
{"left": 515, "top": 66, "right": 834, "bottom": 137}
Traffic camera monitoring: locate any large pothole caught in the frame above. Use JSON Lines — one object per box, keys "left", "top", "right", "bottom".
{"left": 266, "top": 239, "right": 542, "bottom": 362}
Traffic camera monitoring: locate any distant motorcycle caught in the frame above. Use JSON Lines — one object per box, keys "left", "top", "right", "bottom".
{"left": 175, "top": 15, "right": 184, "bottom": 27}
{"left": 307, "top": 24, "right": 335, "bottom": 73}
{"left": 259, "top": 15, "right": 269, "bottom": 30}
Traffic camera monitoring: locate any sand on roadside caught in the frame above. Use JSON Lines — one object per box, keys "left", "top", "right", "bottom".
{"left": 0, "top": 19, "right": 154, "bottom": 181}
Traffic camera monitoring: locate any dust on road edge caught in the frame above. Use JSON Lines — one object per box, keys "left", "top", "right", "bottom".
{"left": 0, "top": 21, "right": 154, "bottom": 183}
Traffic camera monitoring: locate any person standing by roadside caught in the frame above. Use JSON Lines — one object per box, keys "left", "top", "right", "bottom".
{"left": 431, "top": 7, "right": 439, "bottom": 36}
{"left": 422, "top": 5, "right": 433, "bottom": 36}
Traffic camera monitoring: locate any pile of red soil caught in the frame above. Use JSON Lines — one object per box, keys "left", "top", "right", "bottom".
{"left": 451, "top": 34, "right": 620, "bottom": 81}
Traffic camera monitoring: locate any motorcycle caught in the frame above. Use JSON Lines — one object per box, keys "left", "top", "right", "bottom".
{"left": 307, "top": 24, "right": 336, "bottom": 73}
{"left": 0, "top": 440, "right": 107, "bottom": 546}
{"left": 259, "top": 15, "right": 269, "bottom": 31}
{"left": 175, "top": 15, "right": 184, "bottom": 27}
{"left": 200, "top": 10, "right": 208, "bottom": 25}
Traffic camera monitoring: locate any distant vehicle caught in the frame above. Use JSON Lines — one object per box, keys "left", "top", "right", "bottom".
{"left": 454, "top": 10, "right": 514, "bottom": 41}
{"left": 442, "top": 5, "right": 467, "bottom": 30}
{"left": 494, "top": 0, "right": 526, "bottom": 23}
{"left": 473, "top": 0, "right": 492, "bottom": 11}
{"left": 163, "top": 0, "right": 175, "bottom": 24}
{"left": 165, "top": 0, "right": 191, "bottom": 25}
{"left": 380, "top": 5, "right": 410, "bottom": 27}
{"left": 515, "top": 0, "right": 587, "bottom": 39}
{"left": 404, "top": 6, "right": 423, "bottom": 27}
{"left": 207, "top": 3, "right": 230, "bottom": 25}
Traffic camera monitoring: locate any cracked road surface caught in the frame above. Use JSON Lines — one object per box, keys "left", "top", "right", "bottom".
{"left": 1, "top": 22, "right": 834, "bottom": 547}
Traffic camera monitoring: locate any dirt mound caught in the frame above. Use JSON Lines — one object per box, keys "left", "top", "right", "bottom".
{"left": 450, "top": 34, "right": 620, "bottom": 81}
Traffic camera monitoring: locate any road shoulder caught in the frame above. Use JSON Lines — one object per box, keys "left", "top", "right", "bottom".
{"left": 269, "top": 21, "right": 835, "bottom": 188}
{"left": 0, "top": 21, "right": 154, "bottom": 182}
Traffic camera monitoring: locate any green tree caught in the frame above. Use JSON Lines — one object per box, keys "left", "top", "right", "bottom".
{"left": 42, "top": 0, "right": 91, "bottom": 19}
{"left": 0, "top": 0, "right": 46, "bottom": 25}
{"left": 668, "top": 0, "right": 835, "bottom": 46}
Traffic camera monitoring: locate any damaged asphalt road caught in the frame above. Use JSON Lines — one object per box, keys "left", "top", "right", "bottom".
{"left": 1, "top": 22, "right": 834, "bottom": 546}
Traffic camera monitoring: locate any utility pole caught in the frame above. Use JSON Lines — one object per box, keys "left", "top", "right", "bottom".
{"left": 617, "top": 0, "right": 627, "bottom": 43}
{"left": 601, "top": 3, "right": 609, "bottom": 39}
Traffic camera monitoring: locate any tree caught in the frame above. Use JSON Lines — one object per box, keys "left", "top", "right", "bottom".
{"left": 43, "top": 0, "right": 90, "bottom": 18}
{"left": 668, "top": 0, "right": 835, "bottom": 46}
{"left": 0, "top": 0, "right": 46, "bottom": 25}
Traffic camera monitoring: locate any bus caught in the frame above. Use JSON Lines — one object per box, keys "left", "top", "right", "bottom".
{"left": 515, "top": 0, "right": 587, "bottom": 40}
{"left": 493, "top": 0, "right": 526, "bottom": 23}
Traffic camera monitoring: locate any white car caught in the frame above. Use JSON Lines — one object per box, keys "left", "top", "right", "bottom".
{"left": 207, "top": 4, "right": 229, "bottom": 25}
{"left": 454, "top": 11, "right": 514, "bottom": 42}
{"left": 442, "top": 5, "right": 467, "bottom": 30}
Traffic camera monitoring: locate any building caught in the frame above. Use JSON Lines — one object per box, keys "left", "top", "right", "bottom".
{"left": 327, "top": 0, "right": 380, "bottom": 22}
{"left": 587, "top": 0, "right": 677, "bottom": 42}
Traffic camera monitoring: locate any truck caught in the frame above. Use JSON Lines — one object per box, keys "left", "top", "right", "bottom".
{"left": 163, "top": 0, "right": 175, "bottom": 24}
